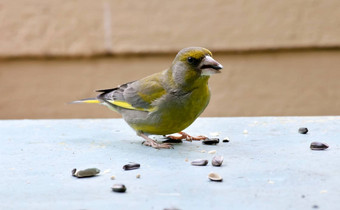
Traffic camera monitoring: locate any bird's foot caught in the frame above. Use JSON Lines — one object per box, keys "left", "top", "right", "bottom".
{"left": 139, "top": 133, "right": 173, "bottom": 149}
{"left": 166, "top": 131, "right": 208, "bottom": 142}
{"left": 142, "top": 140, "right": 173, "bottom": 149}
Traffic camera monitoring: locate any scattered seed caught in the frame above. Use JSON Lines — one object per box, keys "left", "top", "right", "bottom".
{"left": 200, "top": 150, "right": 206, "bottom": 153}
{"left": 191, "top": 159, "right": 208, "bottom": 166}
{"left": 243, "top": 130, "right": 248, "bottom": 134}
{"left": 112, "top": 184, "right": 126, "bottom": 193}
{"left": 310, "top": 142, "right": 329, "bottom": 150}
{"left": 208, "top": 150, "right": 217, "bottom": 154}
{"left": 123, "top": 163, "right": 140, "bottom": 170}
{"left": 162, "top": 139, "right": 183, "bottom": 143}
{"left": 212, "top": 155, "right": 224, "bottom": 167}
{"left": 202, "top": 138, "right": 219, "bottom": 145}
{"left": 222, "top": 137, "right": 230, "bottom": 143}
{"left": 208, "top": 172, "right": 223, "bottom": 182}
{"left": 110, "top": 176, "right": 115, "bottom": 180}
{"left": 103, "top": 169, "right": 111, "bottom": 174}
{"left": 298, "top": 127, "right": 308, "bottom": 134}
{"left": 136, "top": 174, "right": 141, "bottom": 179}
{"left": 185, "top": 158, "right": 189, "bottom": 162}
{"left": 72, "top": 168, "right": 100, "bottom": 178}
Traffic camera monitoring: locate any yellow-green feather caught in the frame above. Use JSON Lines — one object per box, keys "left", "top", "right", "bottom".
{"left": 129, "top": 76, "right": 210, "bottom": 135}
{"left": 180, "top": 48, "right": 212, "bottom": 62}
{"left": 137, "top": 74, "right": 166, "bottom": 104}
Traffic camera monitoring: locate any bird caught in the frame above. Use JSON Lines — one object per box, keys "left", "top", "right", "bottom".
{"left": 72, "top": 47, "right": 223, "bottom": 149}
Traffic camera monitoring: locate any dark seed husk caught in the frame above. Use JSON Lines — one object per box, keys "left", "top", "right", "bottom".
{"left": 112, "top": 184, "right": 126, "bottom": 193}
{"left": 298, "top": 127, "right": 308, "bottom": 134}
{"left": 72, "top": 168, "right": 100, "bottom": 178}
{"left": 202, "top": 138, "right": 220, "bottom": 145}
{"left": 123, "top": 163, "right": 140, "bottom": 170}
{"left": 310, "top": 142, "right": 329, "bottom": 150}
{"left": 222, "top": 137, "right": 230, "bottom": 143}
{"left": 71, "top": 168, "right": 77, "bottom": 176}
{"left": 212, "top": 155, "right": 224, "bottom": 167}
{"left": 162, "top": 138, "right": 183, "bottom": 143}
{"left": 191, "top": 159, "right": 208, "bottom": 166}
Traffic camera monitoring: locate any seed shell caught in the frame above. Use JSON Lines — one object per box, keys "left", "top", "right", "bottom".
{"left": 191, "top": 159, "right": 208, "bottom": 166}
{"left": 299, "top": 127, "right": 308, "bottom": 134}
{"left": 202, "top": 138, "right": 219, "bottom": 145}
{"left": 72, "top": 168, "right": 100, "bottom": 178}
{"left": 208, "top": 150, "right": 217, "bottom": 154}
{"left": 123, "top": 163, "right": 140, "bottom": 170}
{"left": 112, "top": 184, "right": 127, "bottom": 193}
{"left": 222, "top": 137, "right": 230, "bottom": 143}
{"left": 208, "top": 172, "right": 223, "bottom": 182}
{"left": 310, "top": 142, "right": 329, "bottom": 150}
{"left": 212, "top": 155, "right": 224, "bottom": 167}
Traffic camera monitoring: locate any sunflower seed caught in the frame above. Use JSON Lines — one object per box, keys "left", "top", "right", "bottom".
{"left": 123, "top": 163, "right": 140, "bottom": 170}
{"left": 208, "top": 150, "right": 217, "bottom": 154}
{"left": 299, "top": 127, "right": 308, "bottom": 134}
{"left": 112, "top": 184, "right": 126, "bottom": 193}
{"left": 72, "top": 168, "right": 100, "bottom": 178}
{"left": 222, "top": 137, "right": 230, "bottom": 143}
{"left": 212, "top": 155, "right": 224, "bottom": 167}
{"left": 191, "top": 159, "right": 208, "bottom": 166}
{"left": 310, "top": 142, "right": 329, "bottom": 150}
{"left": 162, "top": 138, "right": 183, "bottom": 143}
{"left": 202, "top": 138, "right": 219, "bottom": 145}
{"left": 208, "top": 172, "right": 223, "bottom": 182}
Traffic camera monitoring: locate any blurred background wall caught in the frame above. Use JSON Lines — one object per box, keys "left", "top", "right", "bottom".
{"left": 0, "top": 0, "right": 339, "bottom": 119}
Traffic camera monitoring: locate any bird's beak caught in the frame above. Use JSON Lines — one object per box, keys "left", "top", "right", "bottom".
{"left": 199, "top": 56, "right": 223, "bottom": 76}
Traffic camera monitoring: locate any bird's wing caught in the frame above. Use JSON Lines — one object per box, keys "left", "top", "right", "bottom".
{"left": 97, "top": 73, "right": 166, "bottom": 112}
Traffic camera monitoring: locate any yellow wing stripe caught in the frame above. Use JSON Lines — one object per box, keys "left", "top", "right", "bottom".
{"left": 74, "top": 99, "right": 155, "bottom": 112}
{"left": 109, "top": 100, "right": 155, "bottom": 112}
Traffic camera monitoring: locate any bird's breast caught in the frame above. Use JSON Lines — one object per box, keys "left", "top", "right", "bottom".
{"left": 135, "top": 84, "right": 210, "bottom": 135}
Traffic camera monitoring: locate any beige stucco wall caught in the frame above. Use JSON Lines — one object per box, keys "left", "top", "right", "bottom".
{"left": 1, "top": 50, "right": 339, "bottom": 119}
{"left": 2, "top": 0, "right": 340, "bottom": 56}
{"left": 1, "top": 0, "right": 340, "bottom": 119}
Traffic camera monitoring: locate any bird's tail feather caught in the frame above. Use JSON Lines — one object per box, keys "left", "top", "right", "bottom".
{"left": 70, "top": 98, "right": 101, "bottom": 104}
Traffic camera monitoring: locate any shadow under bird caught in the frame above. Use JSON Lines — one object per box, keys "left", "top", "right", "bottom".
{"left": 72, "top": 47, "right": 223, "bottom": 149}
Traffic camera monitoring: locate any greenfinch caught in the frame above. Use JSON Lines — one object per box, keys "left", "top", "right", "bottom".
{"left": 73, "top": 47, "right": 223, "bottom": 149}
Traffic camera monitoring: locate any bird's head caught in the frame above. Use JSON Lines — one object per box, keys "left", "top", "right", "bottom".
{"left": 170, "top": 47, "right": 223, "bottom": 87}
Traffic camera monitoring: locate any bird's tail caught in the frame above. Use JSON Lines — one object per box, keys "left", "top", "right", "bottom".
{"left": 70, "top": 98, "right": 101, "bottom": 104}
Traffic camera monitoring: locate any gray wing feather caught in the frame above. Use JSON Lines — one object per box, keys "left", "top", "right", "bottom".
{"left": 96, "top": 81, "right": 151, "bottom": 109}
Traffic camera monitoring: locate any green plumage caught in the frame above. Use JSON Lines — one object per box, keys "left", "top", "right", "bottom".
{"left": 75, "top": 47, "right": 223, "bottom": 147}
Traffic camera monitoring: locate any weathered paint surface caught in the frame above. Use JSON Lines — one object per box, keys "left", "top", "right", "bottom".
{"left": 1, "top": 117, "right": 339, "bottom": 210}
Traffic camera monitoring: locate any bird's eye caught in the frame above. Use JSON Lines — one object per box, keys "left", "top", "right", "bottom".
{"left": 187, "top": 57, "right": 194, "bottom": 64}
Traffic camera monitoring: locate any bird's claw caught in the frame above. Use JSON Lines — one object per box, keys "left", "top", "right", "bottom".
{"left": 166, "top": 132, "right": 208, "bottom": 142}
{"left": 142, "top": 141, "right": 173, "bottom": 149}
